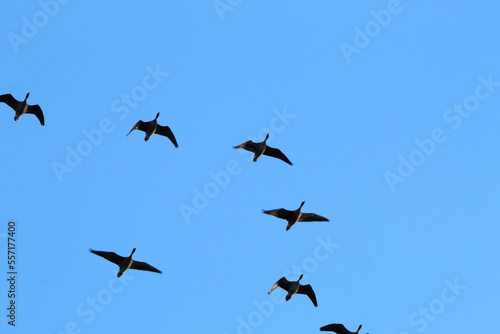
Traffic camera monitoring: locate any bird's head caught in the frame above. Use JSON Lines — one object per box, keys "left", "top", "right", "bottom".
{"left": 25, "top": 92, "right": 30, "bottom": 100}
{"left": 130, "top": 248, "right": 137, "bottom": 256}
{"left": 298, "top": 274, "right": 304, "bottom": 281}
{"left": 155, "top": 112, "right": 160, "bottom": 119}
{"left": 300, "top": 201, "right": 306, "bottom": 209}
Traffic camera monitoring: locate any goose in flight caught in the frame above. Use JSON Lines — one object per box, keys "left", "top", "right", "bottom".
{"left": 127, "top": 112, "right": 178, "bottom": 147}
{"left": 320, "top": 324, "right": 364, "bottom": 334}
{"left": 263, "top": 201, "right": 329, "bottom": 231}
{"left": 268, "top": 274, "right": 317, "bottom": 306}
{"left": 0, "top": 92, "right": 45, "bottom": 125}
{"left": 233, "top": 133, "right": 292, "bottom": 165}
{"left": 90, "top": 248, "right": 162, "bottom": 277}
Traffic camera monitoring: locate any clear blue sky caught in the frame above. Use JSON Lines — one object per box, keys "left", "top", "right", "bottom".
{"left": 1, "top": 1, "right": 499, "bottom": 333}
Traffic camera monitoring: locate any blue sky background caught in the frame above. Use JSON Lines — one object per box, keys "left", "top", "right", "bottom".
{"left": 1, "top": 1, "right": 499, "bottom": 333}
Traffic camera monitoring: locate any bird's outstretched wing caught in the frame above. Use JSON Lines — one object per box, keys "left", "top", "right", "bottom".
{"left": 298, "top": 284, "right": 318, "bottom": 307}
{"left": 156, "top": 125, "right": 178, "bottom": 147}
{"left": 130, "top": 260, "right": 162, "bottom": 274}
{"left": 263, "top": 146, "right": 292, "bottom": 165}
{"left": 126, "top": 120, "right": 148, "bottom": 135}
{"left": 262, "top": 208, "right": 294, "bottom": 221}
{"left": 27, "top": 104, "right": 45, "bottom": 126}
{"left": 320, "top": 323, "right": 349, "bottom": 333}
{"left": 233, "top": 140, "right": 258, "bottom": 153}
{"left": 89, "top": 249, "right": 124, "bottom": 266}
{"left": 299, "top": 213, "right": 329, "bottom": 222}
{"left": 0, "top": 94, "right": 19, "bottom": 110}
{"left": 268, "top": 276, "right": 292, "bottom": 294}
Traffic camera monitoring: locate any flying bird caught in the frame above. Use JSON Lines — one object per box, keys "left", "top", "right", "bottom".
{"left": 320, "top": 324, "right": 364, "bottom": 334}
{"left": 127, "top": 112, "right": 178, "bottom": 147}
{"left": 233, "top": 133, "right": 292, "bottom": 165}
{"left": 263, "top": 201, "right": 329, "bottom": 231}
{"left": 0, "top": 92, "right": 45, "bottom": 125}
{"left": 268, "top": 274, "right": 317, "bottom": 306}
{"left": 90, "top": 248, "right": 162, "bottom": 277}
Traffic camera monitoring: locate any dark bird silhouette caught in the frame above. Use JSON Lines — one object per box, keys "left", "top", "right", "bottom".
{"left": 263, "top": 201, "right": 329, "bottom": 231}
{"left": 268, "top": 274, "right": 317, "bottom": 306}
{"left": 90, "top": 248, "right": 162, "bottom": 277}
{"left": 320, "top": 324, "right": 364, "bottom": 334}
{"left": 127, "top": 112, "right": 178, "bottom": 147}
{"left": 0, "top": 92, "right": 44, "bottom": 125}
{"left": 233, "top": 133, "right": 292, "bottom": 165}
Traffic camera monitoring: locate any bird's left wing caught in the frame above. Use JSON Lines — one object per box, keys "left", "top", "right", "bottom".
{"left": 298, "top": 284, "right": 318, "bottom": 307}
{"left": 27, "top": 105, "right": 45, "bottom": 126}
{"left": 130, "top": 260, "right": 162, "bottom": 274}
{"left": 156, "top": 125, "right": 179, "bottom": 147}
{"left": 263, "top": 146, "right": 293, "bottom": 165}
{"left": 299, "top": 213, "right": 329, "bottom": 222}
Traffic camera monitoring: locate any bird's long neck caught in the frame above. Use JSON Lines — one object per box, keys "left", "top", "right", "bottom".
{"left": 263, "top": 133, "right": 270, "bottom": 144}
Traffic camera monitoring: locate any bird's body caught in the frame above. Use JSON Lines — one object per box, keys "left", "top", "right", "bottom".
{"left": 90, "top": 248, "right": 162, "bottom": 277}
{"left": 320, "top": 324, "right": 363, "bottom": 334}
{"left": 127, "top": 112, "right": 178, "bottom": 147}
{"left": 268, "top": 274, "right": 317, "bottom": 306}
{"left": 233, "top": 133, "right": 292, "bottom": 165}
{"left": 0, "top": 92, "right": 45, "bottom": 125}
{"left": 263, "top": 201, "right": 329, "bottom": 231}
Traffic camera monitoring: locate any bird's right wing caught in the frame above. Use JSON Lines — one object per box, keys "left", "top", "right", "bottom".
{"left": 320, "top": 323, "right": 348, "bottom": 333}
{"left": 268, "top": 276, "right": 291, "bottom": 294}
{"left": 126, "top": 120, "right": 146, "bottom": 135}
{"left": 233, "top": 140, "right": 258, "bottom": 153}
{"left": 262, "top": 208, "right": 293, "bottom": 221}
{"left": 0, "top": 94, "right": 18, "bottom": 110}
{"left": 89, "top": 249, "right": 124, "bottom": 266}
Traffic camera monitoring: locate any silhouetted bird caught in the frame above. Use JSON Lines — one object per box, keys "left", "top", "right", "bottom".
{"left": 90, "top": 248, "right": 162, "bottom": 277}
{"left": 268, "top": 274, "right": 317, "bottom": 306}
{"left": 320, "top": 324, "right": 364, "bottom": 334}
{"left": 233, "top": 133, "right": 292, "bottom": 165}
{"left": 263, "top": 201, "right": 329, "bottom": 231}
{"left": 0, "top": 92, "right": 44, "bottom": 125}
{"left": 127, "top": 112, "right": 178, "bottom": 147}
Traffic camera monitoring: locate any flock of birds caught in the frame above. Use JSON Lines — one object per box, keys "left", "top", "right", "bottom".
{"left": 1, "top": 92, "right": 367, "bottom": 334}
